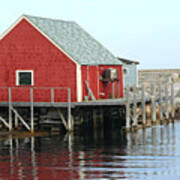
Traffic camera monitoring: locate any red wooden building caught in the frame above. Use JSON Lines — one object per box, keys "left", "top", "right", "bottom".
{"left": 0, "top": 15, "right": 123, "bottom": 102}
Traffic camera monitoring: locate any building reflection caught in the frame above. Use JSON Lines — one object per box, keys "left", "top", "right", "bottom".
{"left": 0, "top": 122, "right": 178, "bottom": 179}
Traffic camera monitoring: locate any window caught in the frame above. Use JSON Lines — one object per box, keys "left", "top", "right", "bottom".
{"left": 16, "top": 70, "right": 34, "bottom": 86}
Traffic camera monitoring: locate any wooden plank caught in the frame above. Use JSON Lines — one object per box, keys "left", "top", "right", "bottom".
{"left": 11, "top": 107, "right": 31, "bottom": 131}
{"left": 0, "top": 116, "right": 10, "bottom": 129}
{"left": 57, "top": 109, "right": 68, "bottom": 130}
{"left": 85, "top": 81, "right": 96, "bottom": 100}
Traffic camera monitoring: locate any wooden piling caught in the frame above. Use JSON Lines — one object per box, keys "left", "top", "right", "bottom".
{"left": 68, "top": 88, "right": 73, "bottom": 131}
{"left": 151, "top": 84, "right": 156, "bottom": 125}
{"left": 159, "top": 83, "right": 164, "bottom": 124}
{"left": 30, "top": 88, "right": 34, "bottom": 133}
{"left": 132, "top": 86, "right": 138, "bottom": 131}
{"left": 141, "top": 84, "right": 146, "bottom": 128}
{"left": 8, "top": 88, "right": 12, "bottom": 131}
{"left": 165, "top": 82, "right": 169, "bottom": 121}
{"left": 125, "top": 87, "right": 131, "bottom": 132}
{"left": 170, "top": 82, "right": 175, "bottom": 121}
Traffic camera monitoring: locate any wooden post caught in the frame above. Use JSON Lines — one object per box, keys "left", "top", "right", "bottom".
{"left": 125, "top": 87, "right": 131, "bottom": 131}
{"left": 159, "top": 83, "right": 164, "bottom": 123}
{"left": 171, "top": 82, "right": 175, "bottom": 120}
{"left": 132, "top": 86, "right": 138, "bottom": 130}
{"left": 8, "top": 88, "right": 12, "bottom": 131}
{"left": 151, "top": 84, "right": 156, "bottom": 125}
{"left": 51, "top": 88, "right": 54, "bottom": 103}
{"left": 68, "top": 88, "right": 73, "bottom": 131}
{"left": 165, "top": 82, "right": 169, "bottom": 120}
{"left": 30, "top": 88, "right": 34, "bottom": 133}
{"left": 141, "top": 84, "right": 146, "bottom": 128}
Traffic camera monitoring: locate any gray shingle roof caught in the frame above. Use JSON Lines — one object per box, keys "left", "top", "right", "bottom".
{"left": 24, "top": 15, "right": 121, "bottom": 65}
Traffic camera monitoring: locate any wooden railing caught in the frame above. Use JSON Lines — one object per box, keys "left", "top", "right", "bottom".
{"left": 0, "top": 87, "right": 73, "bottom": 132}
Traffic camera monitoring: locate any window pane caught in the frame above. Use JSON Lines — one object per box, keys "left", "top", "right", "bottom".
{"left": 19, "top": 72, "right": 32, "bottom": 85}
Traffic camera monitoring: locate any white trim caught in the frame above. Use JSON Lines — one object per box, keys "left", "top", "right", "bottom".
{"left": 16, "top": 70, "right": 34, "bottom": 86}
{"left": 77, "top": 64, "right": 82, "bottom": 102}
{"left": 0, "top": 16, "right": 24, "bottom": 40}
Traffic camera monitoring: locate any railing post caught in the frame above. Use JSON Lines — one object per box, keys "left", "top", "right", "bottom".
{"left": 141, "top": 84, "right": 146, "bottom": 127}
{"left": 159, "top": 83, "right": 163, "bottom": 123}
{"left": 132, "top": 86, "right": 138, "bottom": 130}
{"left": 8, "top": 87, "right": 12, "bottom": 131}
{"left": 125, "top": 87, "right": 131, "bottom": 131}
{"left": 165, "top": 82, "right": 169, "bottom": 120}
{"left": 30, "top": 88, "right": 34, "bottom": 133}
{"left": 68, "top": 88, "right": 73, "bottom": 131}
{"left": 171, "top": 82, "right": 175, "bottom": 119}
{"left": 51, "top": 88, "right": 54, "bottom": 103}
{"left": 151, "top": 83, "right": 156, "bottom": 125}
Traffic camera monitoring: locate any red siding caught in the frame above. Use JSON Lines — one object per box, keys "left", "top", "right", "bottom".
{"left": 81, "top": 65, "right": 123, "bottom": 100}
{"left": 0, "top": 19, "right": 77, "bottom": 102}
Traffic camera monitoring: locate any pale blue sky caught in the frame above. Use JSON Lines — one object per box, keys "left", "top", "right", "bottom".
{"left": 0, "top": 0, "right": 180, "bottom": 69}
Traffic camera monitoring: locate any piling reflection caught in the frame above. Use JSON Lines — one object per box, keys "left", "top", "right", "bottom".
{"left": 0, "top": 122, "right": 180, "bottom": 179}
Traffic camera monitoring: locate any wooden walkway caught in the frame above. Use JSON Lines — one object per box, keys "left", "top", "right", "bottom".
{"left": 0, "top": 81, "right": 176, "bottom": 133}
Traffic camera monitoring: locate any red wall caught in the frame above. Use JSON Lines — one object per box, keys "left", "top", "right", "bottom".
{"left": 81, "top": 65, "right": 123, "bottom": 100}
{"left": 0, "top": 19, "right": 77, "bottom": 102}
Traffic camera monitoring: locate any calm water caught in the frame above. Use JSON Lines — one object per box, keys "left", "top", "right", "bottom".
{"left": 0, "top": 121, "right": 180, "bottom": 180}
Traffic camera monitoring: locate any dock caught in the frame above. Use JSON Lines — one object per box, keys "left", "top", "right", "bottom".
{"left": 0, "top": 80, "right": 176, "bottom": 134}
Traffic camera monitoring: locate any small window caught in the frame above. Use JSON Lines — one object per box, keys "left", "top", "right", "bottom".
{"left": 16, "top": 70, "right": 34, "bottom": 86}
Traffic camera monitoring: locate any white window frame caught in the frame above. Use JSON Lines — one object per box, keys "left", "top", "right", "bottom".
{"left": 16, "top": 70, "right": 34, "bottom": 86}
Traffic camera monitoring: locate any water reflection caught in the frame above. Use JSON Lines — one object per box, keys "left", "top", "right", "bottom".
{"left": 0, "top": 122, "right": 180, "bottom": 179}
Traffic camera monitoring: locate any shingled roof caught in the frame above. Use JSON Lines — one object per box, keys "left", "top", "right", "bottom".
{"left": 23, "top": 15, "right": 121, "bottom": 65}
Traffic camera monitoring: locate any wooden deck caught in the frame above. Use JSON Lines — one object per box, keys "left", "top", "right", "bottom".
{"left": 0, "top": 82, "right": 176, "bottom": 133}
{"left": 0, "top": 97, "right": 151, "bottom": 108}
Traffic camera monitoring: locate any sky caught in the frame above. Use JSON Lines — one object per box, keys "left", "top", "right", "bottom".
{"left": 0, "top": 0, "right": 180, "bottom": 69}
